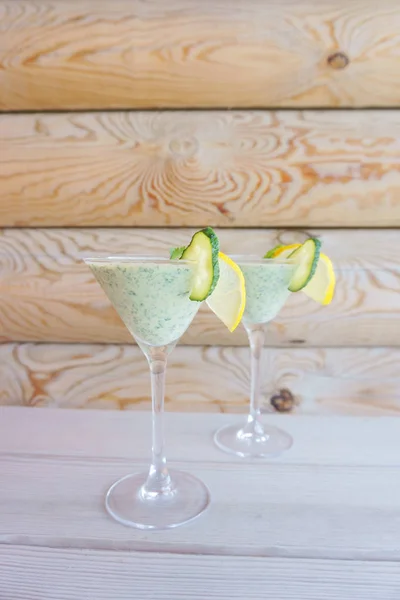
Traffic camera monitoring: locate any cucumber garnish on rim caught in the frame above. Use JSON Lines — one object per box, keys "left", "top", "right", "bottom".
{"left": 172, "top": 227, "right": 220, "bottom": 301}
{"left": 170, "top": 246, "right": 185, "bottom": 260}
{"left": 288, "top": 238, "right": 321, "bottom": 292}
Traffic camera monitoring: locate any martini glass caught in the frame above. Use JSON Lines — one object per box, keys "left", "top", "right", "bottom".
{"left": 85, "top": 256, "right": 210, "bottom": 529}
{"left": 214, "top": 256, "right": 297, "bottom": 458}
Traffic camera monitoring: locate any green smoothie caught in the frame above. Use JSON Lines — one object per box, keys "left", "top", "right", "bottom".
{"left": 238, "top": 261, "right": 296, "bottom": 325}
{"left": 88, "top": 260, "right": 199, "bottom": 346}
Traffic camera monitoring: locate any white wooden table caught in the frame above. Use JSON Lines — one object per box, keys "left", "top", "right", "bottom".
{"left": 1, "top": 407, "right": 400, "bottom": 599}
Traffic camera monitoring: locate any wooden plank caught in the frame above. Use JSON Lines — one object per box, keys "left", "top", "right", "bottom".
{"left": 1, "top": 408, "right": 400, "bottom": 466}
{"left": 1, "top": 344, "right": 400, "bottom": 415}
{"left": 1, "top": 111, "right": 400, "bottom": 227}
{"left": 1, "top": 1, "right": 400, "bottom": 110}
{"left": 1, "top": 410, "right": 400, "bottom": 559}
{"left": 0, "top": 228, "right": 399, "bottom": 346}
{"left": 2, "top": 546, "right": 400, "bottom": 600}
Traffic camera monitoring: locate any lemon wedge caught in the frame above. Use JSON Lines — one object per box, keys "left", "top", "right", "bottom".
{"left": 265, "top": 243, "right": 301, "bottom": 259}
{"left": 206, "top": 252, "right": 246, "bottom": 332}
{"left": 302, "top": 253, "right": 336, "bottom": 305}
{"left": 265, "top": 243, "right": 335, "bottom": 305}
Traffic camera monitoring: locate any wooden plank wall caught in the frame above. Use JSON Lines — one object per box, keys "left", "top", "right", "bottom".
{"left": 2, "top": 111, "right": 400, "bottom": 227}
{"left": 1, "top": 0, "right": 400, "bottom": 110}
{"left": 0, "top": 0, "right": 399, "bottom": 414}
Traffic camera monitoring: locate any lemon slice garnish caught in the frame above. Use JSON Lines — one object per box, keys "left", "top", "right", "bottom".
{"left": 265, "top": 243, "right": 335, "bottom": 305}
{"left": 265, "top": 243, "right": 301, "bottom": 258}
{"left": 302, "top": 253, "right": 336, "bottom": 305}
{"left": 206, "top": 252, "right": 246, "bottom": 332}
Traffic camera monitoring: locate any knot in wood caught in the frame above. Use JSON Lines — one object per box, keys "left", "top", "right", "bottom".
{"left": 270, "top": 388, "right": 296, "bottom": 413}
{"left": 327, "top": 52, "right": 349, "bottom": 70}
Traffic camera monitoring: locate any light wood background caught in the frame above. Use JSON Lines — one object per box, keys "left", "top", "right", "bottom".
{"left": 2, "top": 344, "right": 399, "bottom": 415}
{"left": 0, "top": 0, "right": 399, "bottom": 414}
{"left": 1, "top": 111, "right": 400, "bottom": 227}
{"left": 1, "top": 0, "right": 400, "bottom": 110}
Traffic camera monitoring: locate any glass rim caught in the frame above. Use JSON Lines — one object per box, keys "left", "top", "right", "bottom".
{"left": 229, "top": 254, "right": 296, "bottom": 265}
{"left": 83, "top": 254, "right": 195, "bottom": 265}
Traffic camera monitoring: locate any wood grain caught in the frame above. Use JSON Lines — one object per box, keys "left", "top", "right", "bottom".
{"left": 0, "top": 228, "right": 399, "bottom": 347}
{"left": 1, "top": 409, "right": 400, "bottom": 560}
{"left": 3, "top": 546, "right": 400, "bottom": 600}
{"left": 1, "top": 111, "right": 400, "bottom": 227}
{"left": 1, "top": 343, "right": 399, "bottom": 415}
{"left": 1, "top": 1, "right": 400, "bottom": 110}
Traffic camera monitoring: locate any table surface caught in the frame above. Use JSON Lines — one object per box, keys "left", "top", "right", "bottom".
{"left": 1, "top": 407, "right": 400, "bottom": 600}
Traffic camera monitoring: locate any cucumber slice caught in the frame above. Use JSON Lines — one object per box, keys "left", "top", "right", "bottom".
{"left": 288, "top": 238, "right": 321, "bottom": 292}
{"left": 181, "top": 227, "right": 220, "bottom": 301}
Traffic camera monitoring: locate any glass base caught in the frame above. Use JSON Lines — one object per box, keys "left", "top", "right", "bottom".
{"left": 214, "top": 421, "right": 293, "bottom": 458}
{"left": 105, "top": 469, "right": 210, "bottom": 530}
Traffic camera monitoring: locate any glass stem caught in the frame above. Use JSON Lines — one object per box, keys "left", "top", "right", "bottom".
{"left": 142, "top": 347, "right": 173, "bottom": 498}
{"left": 243, "top": 323, "right": 265, "bottom": 436}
